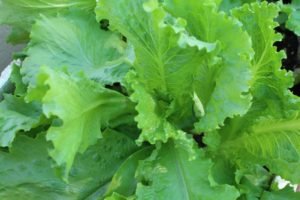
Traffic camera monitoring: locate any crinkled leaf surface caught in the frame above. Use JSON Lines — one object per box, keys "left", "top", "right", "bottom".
{"left": 22, "top": 12, "right": 131, "bottom": 86}
{"left": 135, "top": 141, "right": 240, "bottom": 200}
{"left": 221, "top": 115, "right": 300, "bottom": 183}
{"left": 126, "top": 72, "right": 196, "bottom": 155}
{"left": 218, "top": 2, "right": 300, "bottom": 142}
{"left": 209, "top": 0, "right": 300, "bottom": 187}
{"left": 0, "top": 0, "right": 96, "bottom": 43}
{"left": 97, "top": 0, "right": 214, "bottom": 95}
{"left": 232, "top": 2, "right": 293, "bottom": 97}
{"left": 96, "top": 0, "right": 217, "bottom": 131}
{"left": 0, "top": 0, "right": 300, "bottom": 198}
{"left": 164, "top": 0, "right": 253, "bottom": 132}
{"left": 27, "top": 67, "right": 135, "bottom": 176}
{"left": 0, "top": 94, "right": 41, "bottom": 147}
{"left": 0, "top": 129, "right": 139, "bottom": 200}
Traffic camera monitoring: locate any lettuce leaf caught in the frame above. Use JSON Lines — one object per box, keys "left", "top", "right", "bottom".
{"left": 126, "top": 71, "right": 196, "bottom": 152}
{"left": 261, "top": 187, "right": 300, "bottom": 200}
{"left": 22, "top": 12, "right": 131, "bottom": 86}
{"left": 105, "top": 147, "right": 153, "bottom": 198}
{"left": 216, "top": 2, "right": 300, "bottom": 142}
{"left": 0, "top": 0, "right": 96, "bottom": 43}
{"left": 0, "top": 0, "right": 299, "bottom": 198}
{"left": 0, "top": 94, "right": 41, "bottom": 147}
{"left": 221, "top": 114, "right": 300, "bottom": 183}
{"left": 27, "top": 67, "right": 135, "bottom": 177}
{"left": 0, "top": 129, "right": 139, "bottom": 199}
{"left": 286, "top": 0, "right": 300, "bottom": 36}
{"left": 135, "top": 141, "right": 240, "bottom": 199}
{"left": 164, "top": 0, "right": 253, "bottom": 131}
{"left": 218, "top": 0, "right": 257, "bottom": 12}
{"left": 96, "top": 0, "right": 219, "bottom": 132}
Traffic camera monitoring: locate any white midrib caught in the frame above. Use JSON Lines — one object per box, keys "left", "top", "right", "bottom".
{"left": 104, "top": 7, "right": 169, "bottom": 92}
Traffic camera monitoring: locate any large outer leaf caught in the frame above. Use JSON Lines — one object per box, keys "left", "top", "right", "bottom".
{"left": 27, "top": 67, "right": 135, "bottom": 177}
{"left": 96, "top": 0, "right": 217, "bottom": 130}
{"left": 210, "top": 2, "right": 300, "bottom": 186}
{"left": 221, "top": 115, "right": 300, "bottom": 183}
{"left": 232, "top": 2, "right": 292, "bottom": 94}
{"left": 219, "top": 2, "right": 300, "bottom": 142}
{"left": 164, "top": 0, "right": 253, "bottom": 131}
{"left": 0, "top": 130, "right": 139, "bottom": 200}
{"left": 0, "top": 94, "right": 41, "bottom": 147}
{"left": 135, "top": 141, "right": 239, "bottom": 200}
{"left": 97, "top": 0, "right": 214, "bottom": 94}
{"left": 22, "top": 12, "right": 131, "bottom": 86}
{"left": 0, "top": 0, "right": 96, "bottom": 43}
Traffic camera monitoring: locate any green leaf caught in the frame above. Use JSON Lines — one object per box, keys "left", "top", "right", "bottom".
{"left": 105, "top": 147, "right": 153, "bottom": 198}
{"left": 164, "top": 0, "right": 253, "bottom": 131}
{"left": 96, "top": 0, "right": 215, "bottom": 94}
{"left": 232, "top": 2, "right": 291, "bottom": 92}
{"left": 0, "top": 129, "right": 139, "bottom": 200}
{"left": 0, "top": 94, "right": 41, "bottom": 147}
{"left": 22, "top": 11, "right": 131, "bottom": 86}
{"left": 221, "top": 115, "right": 300, "bottom": 183}
{"left": 126, "top": 72, "right": 196, "bottom": 153}
{"left": 209, "top": 156, "right": 237, "bottom": 186}
{"left": 27, "top": 67, "right": 135, "bottom": 177}
{"left": 218, "top": 0, "right": 257, "bottom": 12}
{"left": 261, "top": 187, "right": 300, "bottom": 200}
{"left": 286, "top": 0, "right": 300, "bottom": 36}
{"left": 219, "top": 2, "right": 300, "bottom": 142}
{"left": 235, "top": 165, "right": 273, "bottom": 200}
{"left": 0, "top": 0, "right": 96, "bottom": 43}
{"left": 96, "top": 0, "right": 217, "bottom": 130}
{"left": 135, "top": 141, "right": 240, "bottom": 200}
{"left": 10, "top": 64, "right": 27, "bottom": 96}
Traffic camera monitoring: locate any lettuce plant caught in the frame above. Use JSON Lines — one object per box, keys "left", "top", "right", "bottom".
{"left": 0, "top": 0, "right": 300, "bottom": 199}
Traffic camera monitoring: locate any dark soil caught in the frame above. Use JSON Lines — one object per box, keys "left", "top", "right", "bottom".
{"left": 275, "top": 28, "right": 299, "bottom": 71}
{"left": 283, "top": 0, "right": 292, "bottom": 3}
{"left": 275, "top": 27, "right": 300, "bottom": 95}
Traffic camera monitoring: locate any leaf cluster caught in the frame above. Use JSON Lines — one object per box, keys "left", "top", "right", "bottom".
{"left": 0, "top": 0, "right": 300, "bottom": 199}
